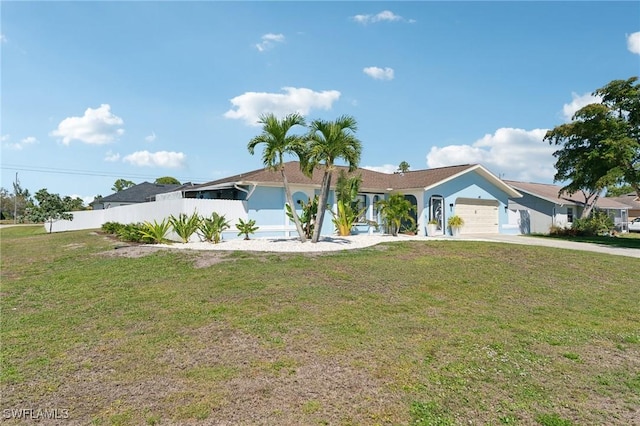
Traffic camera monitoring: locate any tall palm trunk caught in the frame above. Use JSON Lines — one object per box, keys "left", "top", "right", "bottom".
{"left": 312, "top": 170, "right": 332, "bottom": 243}
{"left": 282, "top": 168, "right": 307, "bottom": 242}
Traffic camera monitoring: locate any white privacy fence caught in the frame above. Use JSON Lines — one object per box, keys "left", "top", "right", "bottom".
{"left": 48, "top": 199, "right": 248, "bottom": 234}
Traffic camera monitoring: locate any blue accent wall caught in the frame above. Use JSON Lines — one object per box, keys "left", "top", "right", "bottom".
{"left": 247, "top": 186, "right": 285, "bottom": 225}
{"left": 423, "top": 170, "right": 513, "bottom": 234}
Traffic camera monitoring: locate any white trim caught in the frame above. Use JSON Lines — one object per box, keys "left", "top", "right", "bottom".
{"left": 423, "top": 164, "right": 522, "bottom": 198}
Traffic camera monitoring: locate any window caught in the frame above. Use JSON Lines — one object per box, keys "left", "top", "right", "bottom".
{"left": 567, "top": 207, "right": 574, "bottom": 223}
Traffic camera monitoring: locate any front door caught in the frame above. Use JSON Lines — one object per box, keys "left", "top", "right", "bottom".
{"left": 429, "top": 196, "right": 444, "bottom": 235}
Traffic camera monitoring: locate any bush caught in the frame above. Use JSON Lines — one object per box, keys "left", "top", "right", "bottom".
{"left": 169, "top": 212, "right": 201, "bottom": 243}
{"left": 101, "top": 221, "right": 124, "bottom": 234}
{"left": 117, "top": 223, "right": 148, "bottom": 243}
{"left": 549, "top": 210, "right": 614, "bottom": 237}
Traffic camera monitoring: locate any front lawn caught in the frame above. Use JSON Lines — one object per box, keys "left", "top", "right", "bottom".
{"left": 1, "top": 227, "right": 638, "bottom": 425}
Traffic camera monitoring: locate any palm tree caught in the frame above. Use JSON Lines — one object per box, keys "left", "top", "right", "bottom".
{"left": 376, "top": 194, "right": 416, "bottom": 236}
{"left": 305, "top": 115, "right": 362, "bottom": 243}
{"left": 248, "top": 113, "right": 309, "bottom": 242}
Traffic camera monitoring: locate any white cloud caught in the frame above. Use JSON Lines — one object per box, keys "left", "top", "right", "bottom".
{"left": 223, "top": 87, "right": 341, "bottom": 126}
{"left": 123, "top": 150, "right": 186, "bottom": 168}
{"left": 50, "top": 104, "right": 124, "bottom": 145}
{"left": 352, "top": 10, "right": 414, "bottom": 25}
{"left": 426, "top": 128, "right": 557, "bottom": 182}
{"left": 145, "top": 132, "right": 156, "bottom": 143}
{"left": 104, "top": 150, "right": 120, "bottom": 162}
{"left": 562, "top": 92, "right": 602, "bottom": 121}
{"left": 2, "top": 135, "right": 38, "bottom": 150}
{"left": 0, "top": 34, "right": 7, "bottom": 43}
{"left": 256, "top": 33, "right": 285, "bottom": 52}
{"left": 627, "top": 31, "right": 640, "bottom": 54}
{"left": 363, "top": 164, "right": 397, "bottom": 174}
{"left": 363, "top": 66, "right": 394, "bottom": 80}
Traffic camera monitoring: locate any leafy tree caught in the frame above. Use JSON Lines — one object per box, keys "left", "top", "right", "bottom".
{"left": 62, "top": 195, "right": 85, "bottom": 211}
{"left": 376, "top": 194, "right": 416, "bottom": 236}
{"left": 544, "top": 77, "right": 640, "bottom": 217}
{"left": 155, "top": 176, "right": 181, "bottom": 185}
{"left": 112, "top": 179, "right": 135, "bottom": 192}
{"left": 305, "top": 115, "right": 362, "bottom": 243}
{"left": 397, "top": 161, "right": 411, "bottom": 173}
{"left": 0, "top": 183, "right": 32, "bottom": 221}
{"left": 24, "top": 189, "right": 74, "bottom": 233}
{"left": 606, "top": 183, "right": 634, "bottom": 197}
{"left": 248, "top": 113, "right": 309, "bottom": 242}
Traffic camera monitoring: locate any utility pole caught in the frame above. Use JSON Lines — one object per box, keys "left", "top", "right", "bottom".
{"left": 13, "top": 172, "right": 18, "bottom": 224}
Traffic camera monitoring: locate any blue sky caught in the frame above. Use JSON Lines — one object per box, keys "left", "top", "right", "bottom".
{"left": 2, "top": 1, "right": 639, "bottom": 204}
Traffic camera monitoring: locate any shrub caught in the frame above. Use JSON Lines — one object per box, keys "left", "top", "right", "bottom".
{"left": 572, "top": 210, "right": 614, "bottom": 236}
{"left": 116, "top": 223, "right": 148, "bottom": 243}
{"left": 198, "top": 212, "right": 230, "bottom": 244}
{"left": 169, "top": 212, "right": 201, "bottom": 243}
{"left": 138, "top": 219, "right": 172, "bottom": 244}
{"left": 236, "top": 218, "right": 259, "bottom": 240}
{"left": 101, "top": 221, "right": 124, "bottom": 234}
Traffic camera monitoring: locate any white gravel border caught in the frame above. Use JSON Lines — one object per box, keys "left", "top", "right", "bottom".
{"left": 156, "top": 234, "right": 430, "bottom": 253}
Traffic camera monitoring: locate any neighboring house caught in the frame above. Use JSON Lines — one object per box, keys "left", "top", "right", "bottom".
{"left": 505, "top": 180, "right": 630, "bottom": 234}
{"left": 182, "top": 161, "right": 522, "bottom": 237}
{"left": 90, "top": 182, "right": 184, "bottom": 210}
{"left": 609, "top": 192, "right": 640, "bottom": 221}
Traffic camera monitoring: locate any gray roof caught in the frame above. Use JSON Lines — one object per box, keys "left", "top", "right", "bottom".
{"left": 92, "top": 182, "right": 182, "bottom": 205}
{"left": 505, "top": 180, "right": 630, "bottom": 210}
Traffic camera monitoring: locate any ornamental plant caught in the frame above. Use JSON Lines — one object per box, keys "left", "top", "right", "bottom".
{"left": 169, "top": 212, "right": 201, "bottom": 243}
{"left": 199, "top": 212, "right": 230, "bottom": 244}
{"left": 236, "top": 218, "right": 259, "bottom": 240}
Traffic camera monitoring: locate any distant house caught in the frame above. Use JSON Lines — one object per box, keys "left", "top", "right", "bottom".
{"left": 505, "top": 180, "right": 631, "bottom": 234}
{"left": 608, "top": 192, "right": 640, "bottom": 221}
{"left": 182, "top": 161, "right": 522, "bottom": 237}
{"left": 90, "top": 182, "right": 185, "bottom": 210}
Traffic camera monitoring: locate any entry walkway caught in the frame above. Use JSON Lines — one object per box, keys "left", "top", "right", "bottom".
{"left": 455, "top": 233, "right": 640, "bottom": 259}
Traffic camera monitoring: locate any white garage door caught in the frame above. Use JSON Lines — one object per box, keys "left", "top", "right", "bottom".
{"left": 454, "top": 198, "right": 499, "bottom": 234}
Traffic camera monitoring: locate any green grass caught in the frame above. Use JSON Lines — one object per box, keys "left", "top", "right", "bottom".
{"left": 535, "top": 231, "right": 640, "bottom": 249}
{"left": 1, "top": 226, "right": 639, "bottom": 425}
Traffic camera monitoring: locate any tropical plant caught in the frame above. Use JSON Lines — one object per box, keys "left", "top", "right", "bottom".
{"left": 305, "top": 115, "right": 362, "bottom": 243}
{"left": 198, "top": 212, "right": 230, "bottom": 244}
{"left": 138, "top": 219, "right": 172, "bottom": 244}
{"left": 331, "top": 171, "right": 365, "bottom": 236}
{"left": 397, "top": 161, "right": 411, "bottom": 173}
{"left": 376, "top": 194, "right": 416, "bottom": 236}
{"left": 169, "top": 212, "right": 201, "bottom": 243}
{"left": 248, "top": 113, "right": 309, "bottom": 242}
{"left": 447, "top": 215, "right": 465, "bottom": 235}
{"left": 236, "top": 218, "right": 259, "bottom": 240}
{"left": 286, "top": 195, "right": 318, "bottom": 240}
{"left": 331, "top": 199, "right": 366, "bottom": 236}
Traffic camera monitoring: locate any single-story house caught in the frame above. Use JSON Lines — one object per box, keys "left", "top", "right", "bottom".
{"left": 176, "top": 161, "right": 522, "bottom": 237}
{"left": 505, "top": 180, "right": 631, "bottom": 233}
{"left": 91, "top": 182, "right": 189, "bottom": 210}
{"left": 608, "top": 192, "right": 640, "bottom": 221}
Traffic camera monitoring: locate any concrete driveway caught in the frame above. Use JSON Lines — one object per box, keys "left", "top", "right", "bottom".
{"left": 456, "top": 233, "right": 640, "bottom": 259}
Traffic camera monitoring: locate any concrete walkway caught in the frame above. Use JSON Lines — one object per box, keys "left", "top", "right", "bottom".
{"left": 455, "top": 233, "right": 640, "bottom": 259}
